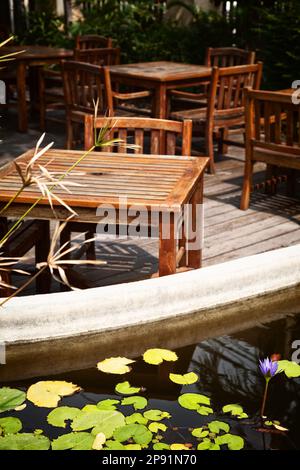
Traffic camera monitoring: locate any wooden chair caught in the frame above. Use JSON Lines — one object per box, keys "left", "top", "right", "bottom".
{"left": 38, "top": 33, "right": 113, "bottom": 130}
{"left": 61, "top": 60, "right": 114, "bottom": 149}
{"left": 240, "top": 89, "right": 300, "bottom": 210}
{"left": 61, "top": 116, "right": 193, "bottom": 260}
{"left": 171, "top": 63, "right": 263, "bottom": 174}
{"left": 75, "top": 34, "right": 113, "bottom": 49}
{"left": 170, "top": 47, "right": 256, "bottom": 109}
{"left": 0, "top": 218, "right": 51, "bottom": 297}
{"left": 74, "top": 47, "right": 121, "bottom": 66}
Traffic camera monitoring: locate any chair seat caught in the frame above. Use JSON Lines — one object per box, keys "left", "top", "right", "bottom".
{"left": 170, "top": 107, "right": 207, "bottom": 122}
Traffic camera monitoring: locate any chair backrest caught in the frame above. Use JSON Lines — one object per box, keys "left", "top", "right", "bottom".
{"left": 75, "top": 34, "right": 113, "bottom": 49}
{"left": 245, "top": 89, "right": 300, "bottom": 163}
{"left": 74, "top": 47, "right": 121, "bottom": 66}
{"left": 206, "top": 47, "right": 256, "bottom": 67}
{"left": 84, "top": 116, "right": 193, "bottom": 156}
{"left": 207, "top": 63, "right": 263, "bottom": 120}
{"left": 61, "top": 60, "right": 114, "bottom": 116}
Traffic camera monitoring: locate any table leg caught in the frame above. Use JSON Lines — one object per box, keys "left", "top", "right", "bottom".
{"left": 153, "top": 83, "right": 167, "bottom": 119}
{"left": 159, "top": 212, "right": 176, "bottom": 276}
{"left": 186, "top": 177, "right": 204, "bottom": 269}
{"left": 35, "top": 220, "right": 51, "bottom": 294}
{"left": 16, "top": 61, "right": 28, "bottom": 132}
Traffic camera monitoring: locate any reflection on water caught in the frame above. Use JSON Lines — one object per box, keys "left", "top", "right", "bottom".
{"left": 3, "top": 314, "right": 300, "bottom": 449}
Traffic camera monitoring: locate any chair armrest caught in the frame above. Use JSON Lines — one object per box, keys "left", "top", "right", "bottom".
{"left": 112, "top": 90, "right": 151, "bottom": 100}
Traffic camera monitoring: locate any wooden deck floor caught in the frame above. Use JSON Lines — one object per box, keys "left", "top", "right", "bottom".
{"left": 1, "top": 115, "right": 300, "bottom": 293}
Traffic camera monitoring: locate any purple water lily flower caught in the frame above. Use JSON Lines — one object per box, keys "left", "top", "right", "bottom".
{"left": 259, "top": 358, "right": 278, "bottom": 379}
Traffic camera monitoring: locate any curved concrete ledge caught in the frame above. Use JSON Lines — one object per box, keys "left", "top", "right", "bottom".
{"left": 2, "top": 243, "right": 300, "bottom": 345}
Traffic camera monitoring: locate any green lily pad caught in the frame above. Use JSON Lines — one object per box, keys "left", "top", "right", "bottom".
{"left": 104, "top": 440, "right": 125, "bottom": 450}
{"left": 0, "top": 433, "right": 50, "bottom": 450}
{"left": 153, "top": 442, "right": 170, "bottom": 450}
{"left": 97, "top": 399, "right": 120, "bottom": 410}
{"left": 143, "top": 349, "right": 178, "bottom": 366}
{"left": 0, "top": 388, "right": 26, "bottom": 413}
{"left": 71, "top": 409, "right": 125, "bottom": 439}
{"left": 115, "top": 381, "right": 141, "bottom": 395}
{"left": 47, "top": 407, "right": 80, "bottom": 428}
{"left": 148, "top": 422, "right": 167, "bottom": 433}
{"left": 121, "top": 396, "right": 148, "bottom": 411}
{"left": 208, "top": 421, "right": 230, "bottom": 434}
{"left": 52, "top": 432, "right": 94, "bottom": 451}
{"left": 215, "top": 433, "right": 244, "bottom": 450}
{"left": 113, "top": 424, "right": 152, "bottom": 446}
{"left": 277, "top": 360, "right": 300, "bottom": 378}
{"left": 222, "top": 404, "right": 248, "bottom": 419}
{"left": 125, "top": 413, "right": 148, "bottom": 425}
{"left": 178, "top": 393, "right": 211, "bottom": 411}
{"left": 169, "top": 372, "right": 199, "bottom": 385}
{"left": 143, "top": 409, "right": 171, "bottom": 421}
{"left": 192, "top": 428, "right": 209, "bottom": 438}
{"left": 0, "top": 417, "right": 22, "bottom": 435}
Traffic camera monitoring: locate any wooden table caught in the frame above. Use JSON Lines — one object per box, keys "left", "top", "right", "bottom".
{"left": 1, "top": 45, "right": 73, "bottom": 132}
{"left": 109, "top": 61, "right": 212, "bottom": 119}
{"left": 0, "top": 149, "right": 208, "bottom": 278}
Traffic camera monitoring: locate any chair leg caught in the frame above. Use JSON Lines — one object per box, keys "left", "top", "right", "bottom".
{"left": 38, "top": 70, "right": 46, "bottom": 132}
{"left": 240, "top": 160, "right": 254, "bottom": 210}
{"left": 66, "top": 117, "right": 73, "bottom": 150}
{"left": 35, "top": 220, "right": 51, "bottom": 294}
{"left": 205, "top": 128, "right": 216, "bottom": 174}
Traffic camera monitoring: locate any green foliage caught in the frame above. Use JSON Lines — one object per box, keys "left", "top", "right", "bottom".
{"left": 0, "top": 417, "right": 22, "bottom": 435}
{"left": 113, "top": 423, "right": 153, "bottom": 446}
{"left": 115, "top": 381, "right": 141, "bottom": 395}
{"left": 0, "top": 433, "right": 50, "bottom": 450}
{"left": 18, "top": 11, "right": 71, "bottom": 48}
{"left": 121, "top": 396, "right": 148, "bottom": 411}
{"left": 71, "top": 409, "right": 125, "bottom": 438}
{"left": 277, "top": 360, "right": 300, "bottom": 378}
{"left": 51, "top": 432, "right": 94, "bottom": 450}
{"left": 0, "top": 388, "right": 26, "bottom": 413}
{"left": 47, "top": 407, "right": 80, "bottom": 428}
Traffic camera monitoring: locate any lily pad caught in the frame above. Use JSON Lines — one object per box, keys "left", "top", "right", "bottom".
{"left": 208, "top": 421, "right": 230, "bottom": 434}
{"left": 0, "top": 417, "right": 22, "bottom": 435}
{"left": 178, "top": 393, "right": 211, "bottom": 411}
{"left": 97, "top": 399, "right": 120, "bottom": 411}
{"left": 115, "top": 381, "right": 141, "bottom": 395}
{"left": 0, "top": 388, "right": 26, "bottom": 413}
{"left": 52, "top": 432, "right": 94, "bottom": 451}
{"left": 143, "top": 409, "right": 171, "bottom": 421}
{"left": 0, "top": 433, "right": 50, "bottom": 450}
{"left": 170, "top": 443, "right": 191, "bottom": 450}
{"left": 143, "top": 349, "right": 178, "bottom": 365}
{"left": 97, "top": 357, "right": 135, "bottom": 375}
{"left": 148, "top": 422, "right": 167, "bottom": 433}
{"left": 222, "top": 404, "right": 248, "bottom": 419}
{"left": 215, "top": 433, "right": 244, "bottom": 450}
{"left": 192, "top": 428, "right": 209, "bottom": 438}
{"left": 121, "top": 396, "right": 148, "bottom": 410}
{"left": 153, "top": 442, "right": 170, "bottom": 450}
{"left": 126, "top": 413, "right": 148, "bottom": 425}
{"left": 277, "top": 360, "right": 300, "bottom": 378}
{"left": 169, "top": 372, "right": 199, "bottom": 385}
{"left": 47, "top": 406, "right": 80, "bottom": 428}
{"left": 27, "top": 381, "right": 80, "bottom": 408}
{"left": 71, "top": 409, "right": 125, "bottom": 439}
{"left": 113, "top": 424, "right": 152, "bottom": 446}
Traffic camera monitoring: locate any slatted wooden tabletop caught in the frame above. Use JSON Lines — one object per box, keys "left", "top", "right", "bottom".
{"left": 109, "top": 61, "right": 212, "bottom": 82}
{"left": 1, "top": 45, "right": 73, "bottom": 62}
{"left": 0, "top": 149, "right": 208, "bottom": 214}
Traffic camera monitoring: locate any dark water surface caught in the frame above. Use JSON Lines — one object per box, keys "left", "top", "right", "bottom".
{"left": 3, "top": 313, "right": 300, "bottom": 450}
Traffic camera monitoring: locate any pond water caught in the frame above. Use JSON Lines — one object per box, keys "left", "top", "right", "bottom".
{"left": 2, "top": 312, "right": 300, "bottom": 450}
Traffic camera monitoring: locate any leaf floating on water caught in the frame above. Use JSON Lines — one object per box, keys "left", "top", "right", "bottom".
{"left": 52, "top": 432, "right": 94, "bottom": 451}
{"left": 222, "top": 404, "right": 248, "bottom": 419}
{"left": 125, "top": 413, "right": 148, "bottom": 425}
{"left": 197, "top": 406, "right": 214, "bottom": 416}
{"left": 115, "top": 381, "right": 141, "bottom": 396}
{"left": 192, "top": 428, "right": 209, "bottom": 438}
{"left": 208, "top": 421, "right": 230, "bottom": 434}
{"left": 170, "top": 443, "right": 191, "bottom": 450}
{"left": 47, "top": 406, "right": 80, "bottom": 428}
{"left": 153, "top": 442, "right": 170, "bottom": 450}
{"left": 178, "top": 393, "right": 211, "bottom": 411}
{"left": 0, "top": 388, "right": 26, "bottom": 413}
{"left": 121, "top": 396, "right": 148, "bottom": 411}
{"left": 169, "top": 372, "right": 199, "bottom": 385}
{"left": 143, "top": 410, "right": 171, "bottom": 421}
{"left": 143, "top": 349, "right": 178, "bottom": 365}
{"left": 92, "top": 432, "right": 106, "bottom": 450}
{"left": 97, "top": 399, "right": 120, "bottom": 411}
{"left": 72, "top": 409, "right": 125, "bottom": 439}
{"left": 113, "top": 424, "right": 152, "bottom": 446}
{"left": 277, "top": 360, "right": 300, "bottom": 378}
{"left": 0, "top": 417, "right": 22, "bottom": 435}
{"left": 215, "top": 433, "right": 244, "bottom": 450}
{"left": 0, "top": 433, "right": 50, "bottom": 450}
{"left": 27, "top": 381, "right": 81, "bottom": 408}
{"left": 14, "top": 404, "right": 27, "bottom": 412}
{"left": 148, "top": 422, "right": 167, "bottom": 433}
{"left": 105, "top": 440, "right": 125, "bottom": 450}
{"left": 97, "top": 357, "right": 135, "bottom": 375}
